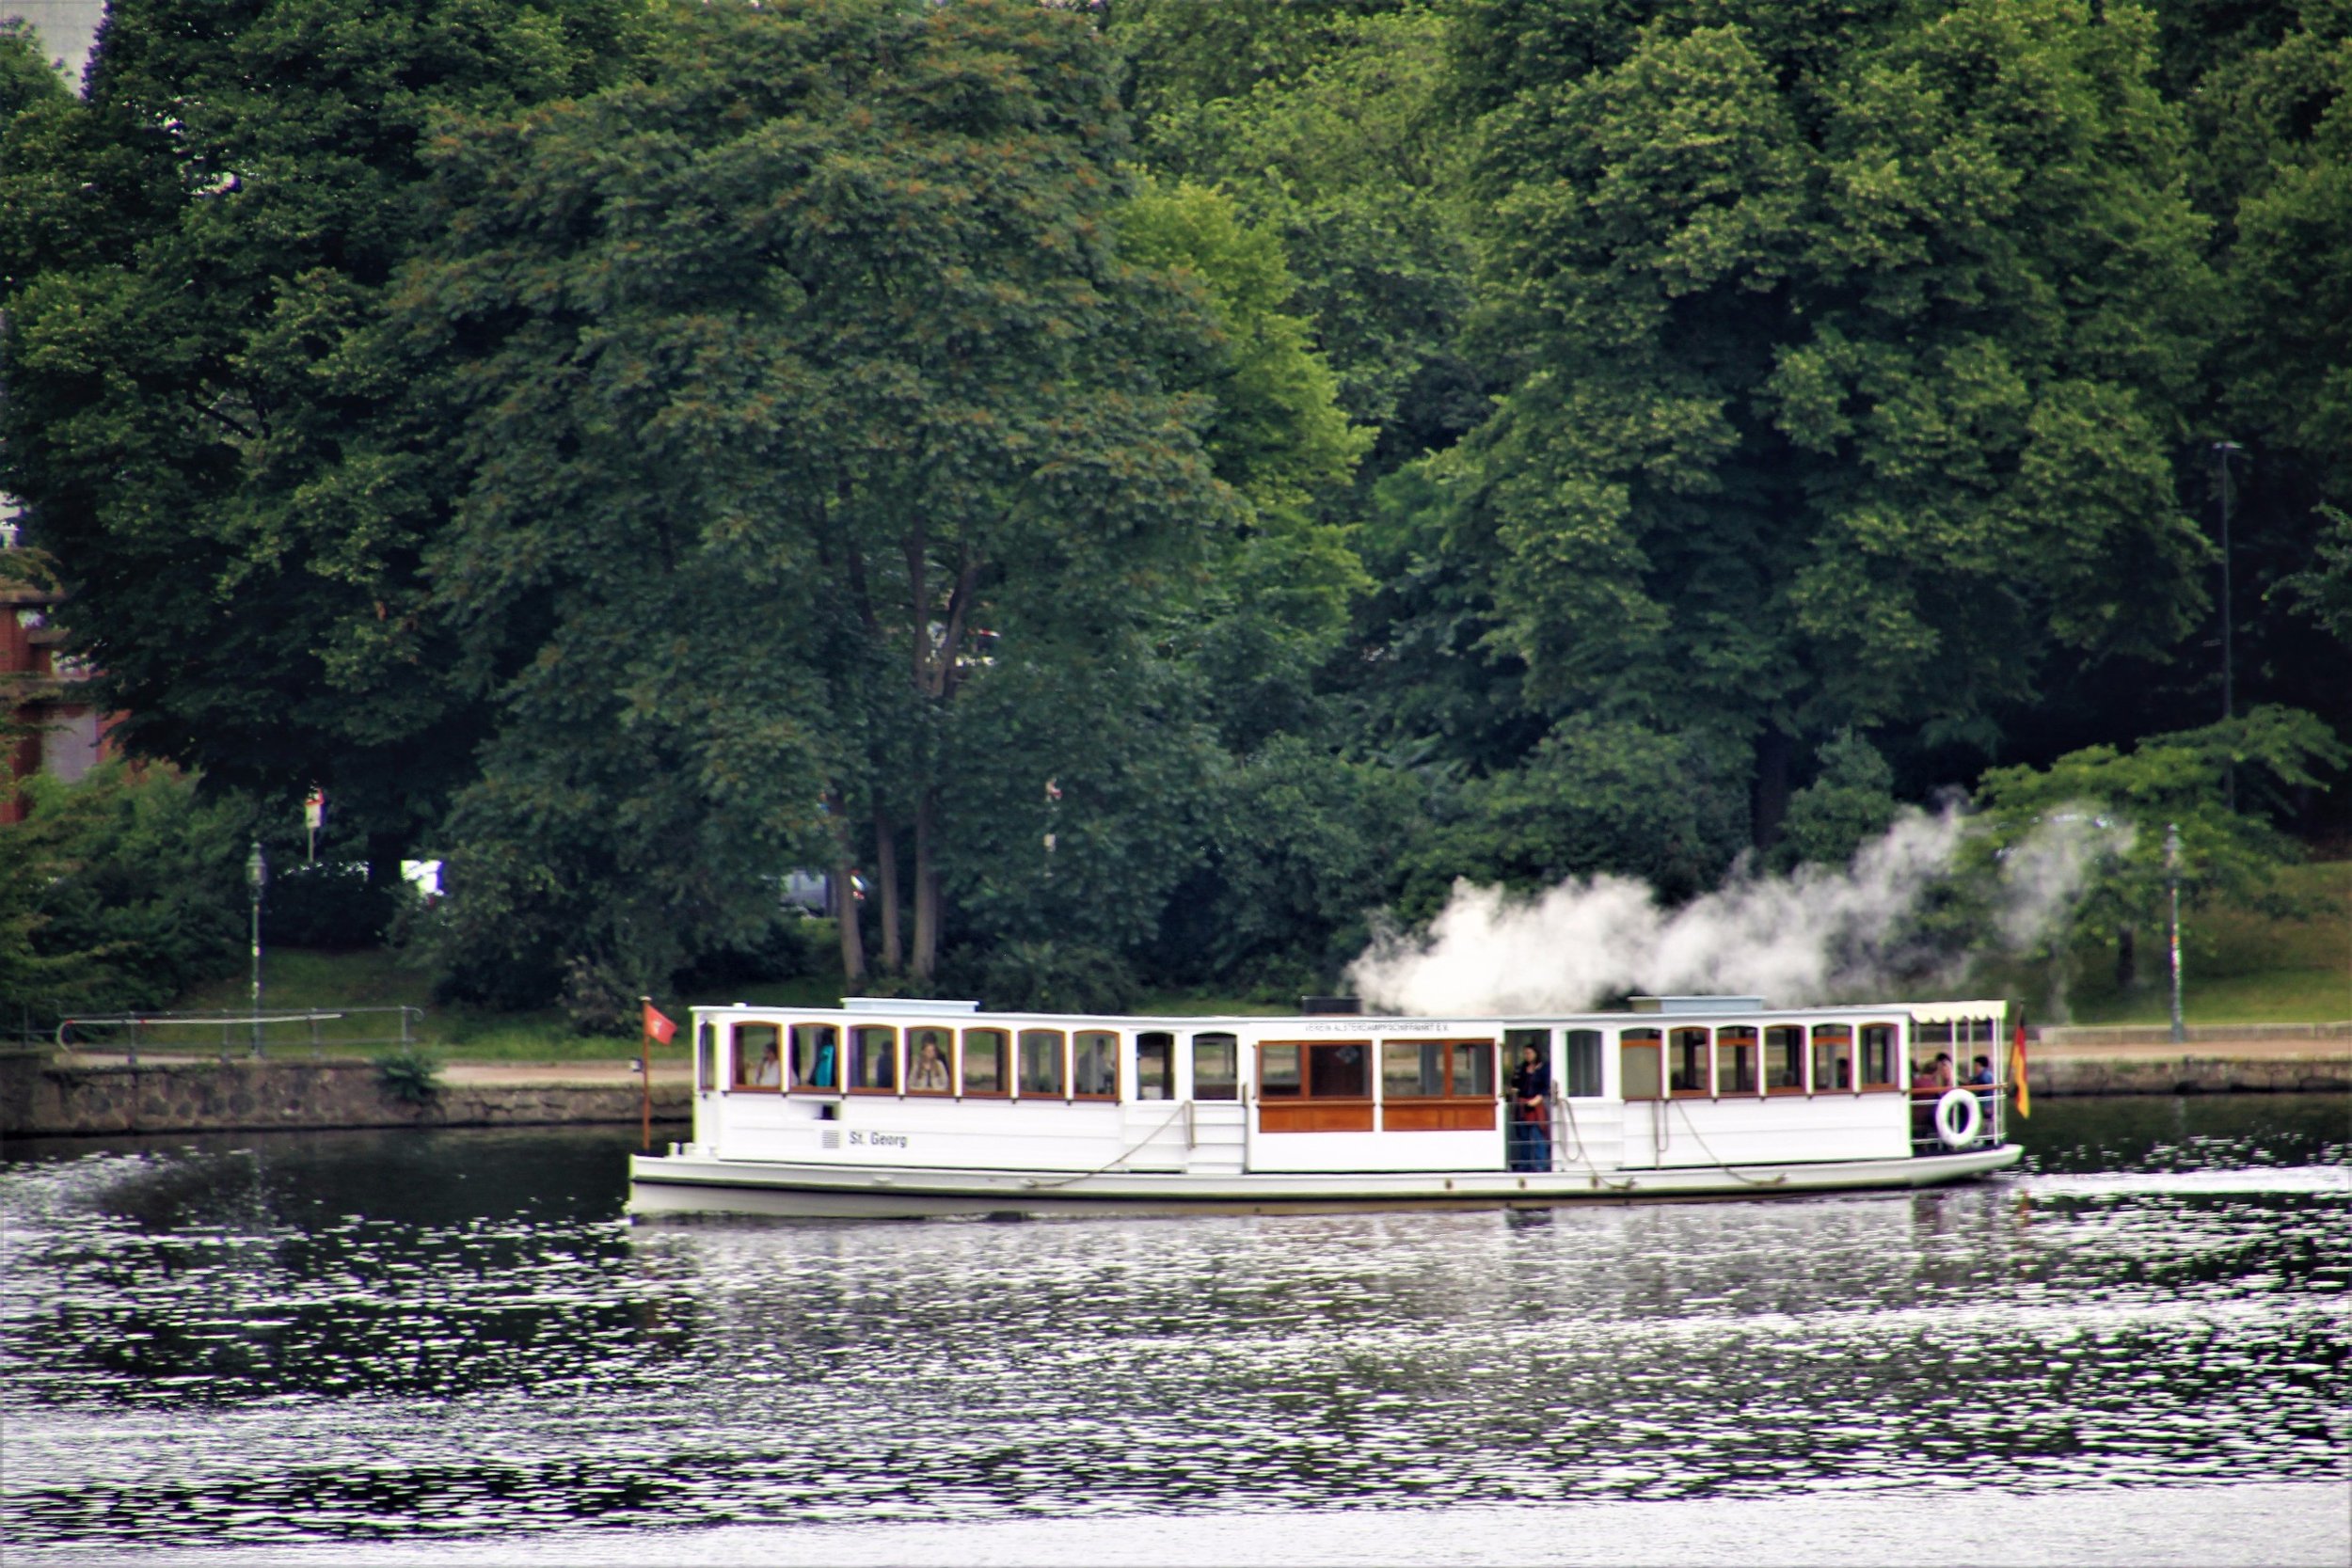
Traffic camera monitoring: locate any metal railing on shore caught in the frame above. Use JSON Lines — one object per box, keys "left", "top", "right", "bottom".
{"left": 50, "top": 1006, "right": 426, "bottom": 1065}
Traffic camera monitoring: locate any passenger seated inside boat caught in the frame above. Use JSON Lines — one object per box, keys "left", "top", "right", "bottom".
{"left": 911, "top": 1036, "right": 951, "bottom": 1092}
{"left": 1913, "top": 1053, "right": 1955, "bottom": 1089}
{"left": 1966, "top": 1055, "right": 1994, "bottom": 1085}
{"left": 754, "top": 1042, "right": 782, "bottom": 1086}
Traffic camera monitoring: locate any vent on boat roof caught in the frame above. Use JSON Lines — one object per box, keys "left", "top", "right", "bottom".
{"left": 839, "top": 996, "right": 981, "bottom": 1016}
{"left": 1300, "top": 996, "right": 1362, "bottom": 1016}
{"left": 1628, "top": 995, "right": 1768, "bottom": 1015}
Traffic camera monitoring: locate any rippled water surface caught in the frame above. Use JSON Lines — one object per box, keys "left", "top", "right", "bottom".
{"left": 3, "top": 1096, "right": 2346, "bottom": 1564}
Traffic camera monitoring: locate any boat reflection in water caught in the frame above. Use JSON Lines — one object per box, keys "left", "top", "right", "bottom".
{"left": 632, "top": 994, "right": 2021, "bottom": 1217}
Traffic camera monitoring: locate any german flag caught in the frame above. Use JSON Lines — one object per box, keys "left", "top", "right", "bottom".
{"left": 2009, "top": 1013, "right": 2031, "bottom": 1119}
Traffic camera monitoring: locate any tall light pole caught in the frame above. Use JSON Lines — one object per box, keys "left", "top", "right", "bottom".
{"left": 2167, "top": 823, "right": 2185, "bottom": 1046}
{"left": 246, "top": 840, "right": 267, "bottom": 1058}
{"left": 2213, "top": 441, "right": 2245, "bottom": 809}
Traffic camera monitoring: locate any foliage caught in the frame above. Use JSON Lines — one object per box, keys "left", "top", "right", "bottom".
{"left": 2278, "top": 503, "right": 2352, "bottom": 644}
{"left": 1968, "top": 705, "right": 2348, "bottom": 958}
{"left": 978, "top": 941, "right": 1140, "bottom": 1016}
{"left": 396, "top": 0, "right": 1238, "bottom": 997}
{"left": 0, "top": 765, "right": 249, "bottom": 1024}
{"left": 0, "top": 0, "right": 647, "bottom": 874}
{"left": 1422, "top": 0, "right": 2217, "bottom": 831}
{"left": 1391, "top": 717, "right": 1749, "bottom": 922}
{"left": 1776, "top": 730, "right": 1901, "bottom": 873}
{"left": 372, "top": 1045, "right": 443, "bottom": 1106}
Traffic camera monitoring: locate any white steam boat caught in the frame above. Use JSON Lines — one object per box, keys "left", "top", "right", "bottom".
{"left": 628, "top": 995, "right": 2022, "bottom": 1218}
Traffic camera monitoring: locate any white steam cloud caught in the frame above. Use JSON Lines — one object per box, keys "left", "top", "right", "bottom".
{"left": 1345, "top": 806, "right": 2126, "bottom": 1016}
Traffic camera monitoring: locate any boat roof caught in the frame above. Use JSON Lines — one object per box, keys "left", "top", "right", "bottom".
{"left": 691, "top": 996, "right": 2007, "bottom": 1027}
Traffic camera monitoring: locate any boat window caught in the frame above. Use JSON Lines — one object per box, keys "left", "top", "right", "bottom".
{"left": 907, "top": 1026, "right": 955, "bottom": 1096}
{"left": 1383, "top": 1040, "right": 1446, "bottom": 1100}
{"left": 961, "top": 1027, "right": 1008, "bottom": 1097}
{"left": 1260, "top": 1041, "right": 1374, "bottom": 1131}
{"left": 1859, "top": 1023, "right": 1899, "bottom": 1090}
{"left": 1668, "top": 1027, "right": 1711, "bottom": 1097}
{"left": 696, "top": 1022, "right": 717, "bottom": 1092}
{"left": 1311, "top": 1042, "right": 1371, "bottom": 1098}
{"left": 1193, "top": 1033, "right": 1239, "bottom": 1101}
{"left": 1764, "top": 1025, "right": 1804, "bottom": 1094}
{"left": 1018, "top": 1029, "right": 1066, "bottom": 1098}
{"left": 1136, "top": 1031, "right": 1175, "bottom": 1101}
{"left": 848, "top": 1025, "right": 898, "bottom": 1094}
{"left": 734, "top": 1022, "right": 782, "bottom": 1091}
{"left": 1715, "top": 1026, "right": 1757, "bottom": 1095}
{"left": 1812, "top": 1025, "right": 1853, "bottom": 1092}
{"left": 1450, "top": 1040, "right": 1494, "bottom": 1097}
{"left": 1073, "top": 1031, "right": 1119, "bottom": 1100}
{"left": 1619, "top": 1028, "right": 1662, "bottom": 1101}
{"left": 1563, "top": 1029, "right": 1604, "bottom": 1097}
{"left": 1261, "top": 1043, "right": 1303, "bottom": 1098}
{"left": 790, "top": 1023, "right": 839, "bottom": 1090}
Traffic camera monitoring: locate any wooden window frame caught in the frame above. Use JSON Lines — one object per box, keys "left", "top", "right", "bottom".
{"left": 847, "top": 1024, "right": 899, "bottom": 1097}
{"left": 1811, "top": 1024, "right": 1855, "bottom": 1096}
{"left": 1714, "top": 1026, "right": 1759, "bottom": 1097}
{"left": 1857, "top": 1022, "right": 1901, "bottom": 1092}
{"left": 959, "top": 1026, "right": 1010, "bottom": 1100}
{"left": 732, "top": 1022, "right": 784, "bottom": 1093}
{"left": 1072, "top": 1030, "right": 1120, "bottom": 1101}
{"left": 905, "top": 1025, "right": 956, "bottom": 1098}
{"left": 1016, "top": 1027, "right": 1067, "bottom": 1101}
{"left": 1668, "top": 1026, "right": 1712, "bottom": 1099}
{"left": 1261, "top": 1039, "right": 1374, "bottom": 1132}
{"left": 1382, "top": 1037, "right": 1498, "bottom": 1131}
{"left": 1618, "top": 1028, "right": 1664, "bottom": 1103}
{"left": 787, "top": 1022, "right": 841, "bottom": 1095}
{"left": 1764, "top": 1025, "right": 1806, "bottom": 1096}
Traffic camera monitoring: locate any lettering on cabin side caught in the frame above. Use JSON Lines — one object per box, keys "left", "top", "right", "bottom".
{"left": 847, "top": 1132, "right": 910, "bottom": 1150}
{"left": 1302, "top": 1020, "right": 1457, "bottom": 1035}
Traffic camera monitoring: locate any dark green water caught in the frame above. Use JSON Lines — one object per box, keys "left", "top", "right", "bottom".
{"left": 2, "top": 1096, "right": 2344, "bottom": 1564}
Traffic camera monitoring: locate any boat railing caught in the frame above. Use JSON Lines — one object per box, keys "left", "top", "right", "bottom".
{"left": 1908, "top": 1084, "right": 2006, "bottom": 1156}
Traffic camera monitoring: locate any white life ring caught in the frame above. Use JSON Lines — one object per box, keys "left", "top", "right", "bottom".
{"left": 1934, "top": 1087, "right": 1983, "bottom": 1148}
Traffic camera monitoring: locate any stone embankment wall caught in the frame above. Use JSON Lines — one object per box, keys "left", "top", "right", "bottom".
{"left": 2033, "top": 1053, "right": 2349, "bottom": 1096}
{"left": 0, "top": 1053, "right": 690, "bottom": 1139}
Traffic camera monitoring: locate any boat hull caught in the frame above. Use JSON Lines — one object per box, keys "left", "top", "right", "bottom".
{"left": 627, "top": 1143, "right": 2023, "bottom": 1220}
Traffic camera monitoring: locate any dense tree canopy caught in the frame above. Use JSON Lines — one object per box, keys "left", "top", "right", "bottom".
{"left": 3, "top": 0, "right": 2344, "bottom": 1023}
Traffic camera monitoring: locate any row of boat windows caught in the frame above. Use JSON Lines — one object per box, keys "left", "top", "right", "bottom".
{"left": 701, "top": 1019, "right": 1974, "bottom": 1102}
{"left": 706, "top": 1023, "right": 1234, "bottom": 1101}
{"left": 1627, "top": 1023, "right": 1904, "bottom": 1099}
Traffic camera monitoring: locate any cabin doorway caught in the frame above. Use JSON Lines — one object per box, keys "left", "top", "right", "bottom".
{"left": 1503, "top": 1028, "right": 1553, "bottom": 1173}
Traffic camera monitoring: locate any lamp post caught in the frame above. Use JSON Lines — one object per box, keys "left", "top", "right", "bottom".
{"left": 246, "top": 839, "right": 267, "bottom": 1058}
{"left": 2167, "top": 823, "right": 2185, "bottom": 1046}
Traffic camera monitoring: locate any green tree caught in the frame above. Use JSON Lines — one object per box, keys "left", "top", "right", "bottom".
{"left": 0, "top": 0, "right": 644, "bottom": 888}
{"left": 1776, "top": 729, "right": 1900, "bottom": 872}
{"left": 1436, "top": 0, "right": 2217, "bottom": 841}
{"left": 403, "top": 0, "right": 1236, "bottom": 1002}
{"left": 1969, "top": 705, "right": 2346, "bottom": 984}
{"left": 0, "top": 764, "right": 250, "bottom": 1024}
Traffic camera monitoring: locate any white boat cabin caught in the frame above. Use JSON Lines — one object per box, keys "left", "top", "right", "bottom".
{"left": 675, "top": 995, "right": 2011, "bottom": 1179}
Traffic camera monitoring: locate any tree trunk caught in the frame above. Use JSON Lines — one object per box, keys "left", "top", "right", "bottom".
{"left": 912, "top": 787, "right": 940, "bottom": 981}
{"left": 2115, "top": 925, "right": 2137, "bottom": 991}
{"left": 874, "top": 806, "right": 903, "bottom": 973}
{"left": 1751, "top": 728, "right": 1793, "bottom": 851}
{"left": 827, "top": 797, "right": 865, "bottom": 984}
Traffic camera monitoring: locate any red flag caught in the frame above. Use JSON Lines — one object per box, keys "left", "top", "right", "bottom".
{"left": 2009, "top": 1013, "right": 2030, "bottom": 1119}
{"left": 642, "top": 1001, "right": 676, "bottom": 1045}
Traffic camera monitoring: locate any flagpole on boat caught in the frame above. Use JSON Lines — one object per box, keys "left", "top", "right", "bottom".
{"left": 638, "top": 996, "right": 657, "bottom": 1152}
